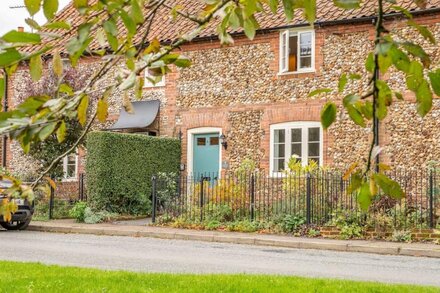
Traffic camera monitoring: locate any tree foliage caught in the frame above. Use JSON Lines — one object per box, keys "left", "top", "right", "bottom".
{"left": 0, "top": 0, "right": 438, "bottom": 216}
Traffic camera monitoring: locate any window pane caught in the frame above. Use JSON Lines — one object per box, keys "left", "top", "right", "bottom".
{"left": 274, "top": 158, "right": 285, "bottom": 172}
{"left": 210, "top": 137, "right": 219, "bottom": 145}
{"left": 300, "top": 57, "right": 312, "bottom": 69}
{"left": 288, "top": 35, "right": 298, "bottom": 72}
{"left": 299, "top": 32, "right": 312, "bottom": 69}
{"left": 308, "top": 142, "right": 320, "bottom": 157}
{"left": 274, "top": 129, "right": 285, "bottom": 143}
{"left": 309, "top": 157, "right": 319, "bottom": 164}
{"left": 291, "top": 128, "right": 301, "bottom": 143}
{"left": 66, "top": 165, "right": 76, "bottom": 178}
{"left": 274, "top": 144, "right": 285, "bottom": 157}
{"left": 197, "top": 138, "right": 206, "bottom": 146}
{"left": 291, "top": 143, "right": 302, "bottom": 158}
{"left": 308, "top": 127, "right": 320, "bottom": 142}
{"left": 300, "top": 32, "right": 312, "bottom": 56}
{"left": 67, "top": 155, "right": 76, "bottom": 165}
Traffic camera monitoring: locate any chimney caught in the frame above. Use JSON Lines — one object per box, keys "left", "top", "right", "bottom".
{"left": 17, "top": 27, "right": 24, "bottom": 32}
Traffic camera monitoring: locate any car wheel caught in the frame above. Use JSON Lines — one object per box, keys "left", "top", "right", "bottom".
{"left": 0, "top": 217, "right": 32, "bottom": 230}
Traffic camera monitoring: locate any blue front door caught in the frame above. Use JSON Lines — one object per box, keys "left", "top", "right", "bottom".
{"left": 193, "top": 133, "right": 220, "bottom": 177}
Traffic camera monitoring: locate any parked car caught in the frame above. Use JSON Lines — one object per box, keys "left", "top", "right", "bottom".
{"left": 0, "top": 180, "right": 34, "bottom": 230}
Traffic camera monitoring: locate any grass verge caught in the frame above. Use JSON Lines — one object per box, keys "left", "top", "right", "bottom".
{"left": 0, "top": 261, "right": 437, "bottom": 293}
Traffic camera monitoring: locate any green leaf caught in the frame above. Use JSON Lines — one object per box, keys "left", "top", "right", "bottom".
{"left": 415, "top": 79, "right": 432, "bottom": 117}
{"left": 44, "top": 21, "right": 71, "bottom": 30}
{"left": 25, "top": 0, "right": 42, "bottom": 16}
{"left": 282, "top": 0, "right": 294, "bottom": 21}
{"left": 308, "top": 88, "right": 332, "bottom": 97}
{"left": 97, "top": 99, "right": 108, "bottom": 123}
{"left": 407, "top": 20, "right": 436, "bottom": 44}
{"left": 342, "top": 94, "right": 359, "bottom": 107}
{"left": 373, "top": 173, "right": 404, "bottom": 200}
{"left": 120, "top": 10, "right": 136, "bottom": 36}
{"left": 30, "top": 55, "right": 43, "bottom": 82}
{"left": 243, "top": 18, "right": 256, "bottom": 40}
{"left": 378, "top": 53, "right": 392, "bottom": 74}
{"left": 359, "top": 101, "right": 373, "bottom": 120}
{"left": 405, "top": 60, "right": 423, "bottom": 91}
{"left": 320, "top": 102, "right": 337, "bottom": 130}
{"left": 174, "top": 56, "right": 192, "bottom": 68}
{"left": 402, "top": 42, "right": 430, "bottom": 67}
{"left": 338, "top": 74, "right": 348, "bottom": 93}
{"left": 2, "top": 30, "right": 41, "bottom": 44}
{"left": 43, "top": 0, "right": 59, "bottom": 20}
{"left": 56, "top": 120, "right": 66, "bottom": 143}
{"left": 25, "top": 18, "right": 41, "bottom": 30}
{"left": 268, "top": 0, "right": 278, "bottom": 13}
{"left": 333, "top": 0, "right": 361, "bottom": 9}
{"left": 73, "top": 0, "right": 88, "bottom": 9}
{"left": 52, "top": 50, "right": 63, "bottom": 77}
{"left": 131, "top": 0, "right": 144, "bottom": 25}
{"left": 346, "top": 104, "right": 365, "bottom": 127}
{"left": 365, "top": 52, "right": 374, "bottom": 73}
{"left": 358, "top": 182, "right": 372, "bottom": 212}
{"left": 428, "top": 69, "right": 440, "bottom": 96}
{"left": 39, "top": 122, "right": 57, "bottom": 141}
{"left": 103, "top": 19, "right": 118, "bottom": 37}
{"left": 303, "top": 0, "right": 316, "bottom": 23}
{"left": 59, "top": 83, "right": 74, "bottom": 95}
{"left": 0, "top": 78, "right": 4, "bottom": 101}
{"left": 0, "top": 49, "right": 22, "bottom": 67}
{"left": 389, "top": 46, "right": 410, "bottom": 73}
{"left": 77, "top": 94, "right": 89, "bottom": 126}
{"left": 119, "top": 72, "right": 137, "bottom": 90}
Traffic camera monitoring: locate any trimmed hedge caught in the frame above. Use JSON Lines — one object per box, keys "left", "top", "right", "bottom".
{"left": 86, "top": 131, "right": 180, "bottom": 215}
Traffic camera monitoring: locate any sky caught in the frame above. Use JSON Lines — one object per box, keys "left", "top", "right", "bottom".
{"left": 0, "top": 0, "right": 71, "bottom": 35}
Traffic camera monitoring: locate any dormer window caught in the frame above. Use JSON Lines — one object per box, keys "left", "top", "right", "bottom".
{"left": 279, "top": 29, "right": 315, "bottom": 73}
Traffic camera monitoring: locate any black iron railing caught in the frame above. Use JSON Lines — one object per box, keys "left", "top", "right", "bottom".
{"left": 151, "top": 169, "right": 439, "bottom": 229}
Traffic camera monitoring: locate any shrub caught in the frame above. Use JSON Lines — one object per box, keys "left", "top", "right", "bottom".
{"left": 277, "top": 214, "right": 306, "bottom": 233}
{"left": 86, "top": 131, "right": 180, "bottom": 215}
{"left": 70, "top": 201, "right": 88, "bottom": 222}
{"left": 226, "top": 220, "right": 260, "bottom": 232}
{"left": 391, "top": 230, "right": 412, "bottom": 242}
{"left": 83, "top": 207, "right": 116, "bottom": 224}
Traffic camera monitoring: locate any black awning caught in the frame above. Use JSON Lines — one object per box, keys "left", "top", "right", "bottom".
{"left": 109, "top": 100, "right": 160, "bottom": 130}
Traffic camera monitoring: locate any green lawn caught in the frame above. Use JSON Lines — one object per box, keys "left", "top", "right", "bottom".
{"left": 0, "top": 261, "right": 437, "bottom": 293}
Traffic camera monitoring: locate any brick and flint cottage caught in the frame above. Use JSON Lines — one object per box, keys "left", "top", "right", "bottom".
{"left": 3, "top": 0, "right": 440, "bottom": 196}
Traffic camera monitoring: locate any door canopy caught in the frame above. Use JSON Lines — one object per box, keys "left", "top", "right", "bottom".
{"left": 109, "top": 100, "right": 160, "bottom": 131}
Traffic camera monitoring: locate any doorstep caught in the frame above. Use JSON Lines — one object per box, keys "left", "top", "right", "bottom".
{"left": 27, "top": 220, "right": 440, "bottom": 258}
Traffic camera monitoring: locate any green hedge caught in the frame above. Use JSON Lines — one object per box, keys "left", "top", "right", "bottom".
{"left": 86, "top": 131, "right": 181, "bottom": 215}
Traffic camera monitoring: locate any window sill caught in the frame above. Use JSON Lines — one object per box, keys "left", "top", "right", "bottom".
{"left": 277, "top": 69, "right": 316, "bottom": 76}
{"left": 61, "top": 178, "right": 78, "bottom": 183}
{"left": 143, "top": 85, "right": 165, "bottom": 89}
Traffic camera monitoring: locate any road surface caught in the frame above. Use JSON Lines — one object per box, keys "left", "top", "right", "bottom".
{"left": 1, "top": 230, "right": 439, "bottom": 286}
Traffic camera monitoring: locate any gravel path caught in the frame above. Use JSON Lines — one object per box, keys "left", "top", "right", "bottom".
{"left": 1, "top": 230, "right": 440, "bottom": 286}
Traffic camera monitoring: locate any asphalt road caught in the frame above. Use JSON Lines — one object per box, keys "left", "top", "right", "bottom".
{"left": 1, "top": 231, "right": 440, "bottom": 286}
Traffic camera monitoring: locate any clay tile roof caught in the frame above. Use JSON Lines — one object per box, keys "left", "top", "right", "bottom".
{"left": 28, "top": 0, "right": 440, "bottom": 54}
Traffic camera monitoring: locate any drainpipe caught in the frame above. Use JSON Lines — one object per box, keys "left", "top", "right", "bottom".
{"left": 2, "top": 70, "right": 7, "bottom": 168}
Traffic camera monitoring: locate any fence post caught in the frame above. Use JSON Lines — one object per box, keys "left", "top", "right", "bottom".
{"left": 78, "top": 173, "right": 84, "bottom": 201}
{"left": 306, "top": 172, "right": 311, "bottom": 225}
{"left": 200, "top": 177, "right": 205, "bottom": 222}
{"left": 250, "top": 173, "right": 255, "bottom": 222}
{"left": 429, "top": 171, "right": 434, "bottom": 229}
{"left": 151, "top": 176, "right": 157, "bottom": 223}
{"left": 48, "top": 182, "right": 55, "bottom": 220}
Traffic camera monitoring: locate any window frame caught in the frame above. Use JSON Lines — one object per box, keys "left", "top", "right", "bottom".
{"left": 269, "top": 121, "right": 323, "bottom": 176}
{"left": 144, "top": 70, "right": 165, "bottom": 88}
{"left": 279, "top": 28, "right": 315, "bottom": 74}
{"left": 62, "top": 151, "right": 79, "bottom": 181}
